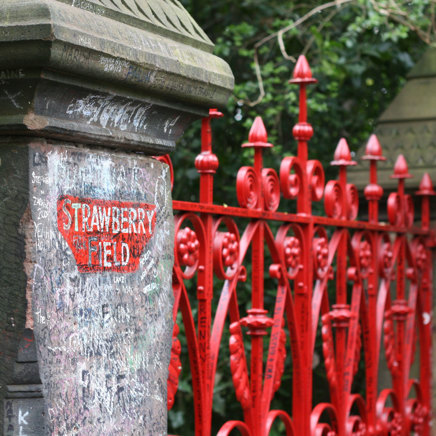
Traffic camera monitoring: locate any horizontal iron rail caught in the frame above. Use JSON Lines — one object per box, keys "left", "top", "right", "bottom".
{"left": 173, "top": 200, "right": 430, "bottom": 235}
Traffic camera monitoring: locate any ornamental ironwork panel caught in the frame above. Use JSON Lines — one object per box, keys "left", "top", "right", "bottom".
{"left": 157, "top": 55, "right": 434, "bottom": 436}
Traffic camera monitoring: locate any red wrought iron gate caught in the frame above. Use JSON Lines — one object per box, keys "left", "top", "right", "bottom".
{"left": 157, "top": 56, "right": 434, "bottom": 436}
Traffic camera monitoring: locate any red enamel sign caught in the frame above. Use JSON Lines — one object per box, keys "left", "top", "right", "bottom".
{"left": 57, "top": 195, "right": 156, "bottom": 273}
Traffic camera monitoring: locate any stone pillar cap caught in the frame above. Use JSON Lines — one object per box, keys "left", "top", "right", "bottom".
{"left": 0, "top": 0, "right": 234, "bottom": 153}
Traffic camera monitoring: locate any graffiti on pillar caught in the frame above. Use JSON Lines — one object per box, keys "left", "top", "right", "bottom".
{"left": 57, "top": 195, "right": 156, "bottom": 273}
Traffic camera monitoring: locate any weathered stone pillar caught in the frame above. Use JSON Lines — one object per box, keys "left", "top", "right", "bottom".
{"left": 0, "top": 1, "right": 233, "bottom": 434}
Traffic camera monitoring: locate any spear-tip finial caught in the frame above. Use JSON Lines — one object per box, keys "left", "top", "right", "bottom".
{"left": 209, "top": 108, "right": 223, "bottom": 119}
{"left": 289, "top": 55, "right": 317, "bottom": 84}
{"left": 242, "top": 116, "right": 273, "bottom": 148}
{"left": 362, "top": 134, "right": 386, "bottom": 161}
{"left": 331, "top": 138, "right": 356, "bottom": 166}
{"left": 391, "top": 154, "right": 412, "bottom": 179}
{"left": 417, "top": 173, "right": 436, "bottom": 196}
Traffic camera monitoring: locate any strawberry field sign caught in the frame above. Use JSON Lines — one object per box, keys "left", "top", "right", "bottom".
{"left": 57, "top": 196, "right": 156, "bottom": 273}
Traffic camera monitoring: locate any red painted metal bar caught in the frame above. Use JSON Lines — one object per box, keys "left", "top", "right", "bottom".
{"left": 161, "top": 55, "right": 435, "bottom": 436}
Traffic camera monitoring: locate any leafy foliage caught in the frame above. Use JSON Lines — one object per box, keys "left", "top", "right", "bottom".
{"left": 173, "top": 0, "right": 433, "bottom": 205}
{"left": 169, "top": 0, "right": 433, "bottom": 433}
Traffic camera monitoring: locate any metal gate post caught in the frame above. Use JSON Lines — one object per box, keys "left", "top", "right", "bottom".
{"left": 0, "top": 1, "right": 233, "bottom": 434}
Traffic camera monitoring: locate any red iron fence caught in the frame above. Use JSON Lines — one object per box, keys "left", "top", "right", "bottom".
{"left": 156, "top": 55, "right": 434, "bottom": 436}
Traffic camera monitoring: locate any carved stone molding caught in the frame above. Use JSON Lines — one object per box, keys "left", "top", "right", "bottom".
{"left": 0, "top": 0, "right": 234, "bottom": 153}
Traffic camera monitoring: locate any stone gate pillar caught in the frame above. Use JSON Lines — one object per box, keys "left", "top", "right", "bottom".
{"left": 0, "top": 1, "right": 233, "bottom": 434}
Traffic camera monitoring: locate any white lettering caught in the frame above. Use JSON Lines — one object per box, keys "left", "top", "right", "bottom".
{"left": 121, "top": 207, "right": 129, "bottom": 233}
{"left": 82, "top": 204, "right": 91, "bottom": 232}
{"left": 112, "top": 207, "right": 120, "bottom": 233}
{"left": 113, "top": 241, "right": 121, "bottom": 266}
{"left": 90, "top": 205, "right": 100, "bottom": 231}
{"left": 18, "top": 409, "right": 29, "bottom": 425}
{"left": 146, "top": 209, "right": 155, "bottom": 235}
{"left": 137, "top": 208, "right": 146, "bottom": 234}
{"left": 121, "top": 242, "right": 130, "bottom": 265}
{"left": 98, "top": 206, "right": 111, "bottom": 232}
{"left": 72, "top": 203, "right": 81, "bottom": 231}
{"left": 103, "top": 241, "right": 112, "bottom": 267}
{"left": 88, "top": 237, "right": 98, "bottom": 266}
{"left": 62, "top": 198, "right": 72, "bottom": 230}
{"left": 99, "top": 241, "right": 103, "bottom": 265}
{"left": 128, "top": 208, "right": 137, "bottom": 233}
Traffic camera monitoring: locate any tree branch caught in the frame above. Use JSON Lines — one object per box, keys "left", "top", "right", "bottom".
{"left": 241, "top": 0, "right": 355, "bottom": 106}
{"left": 239, "top": 0, "right": 435, "bottom": 107}
{"left": 254, "top": 0, "right": 355, "bottom": 50}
